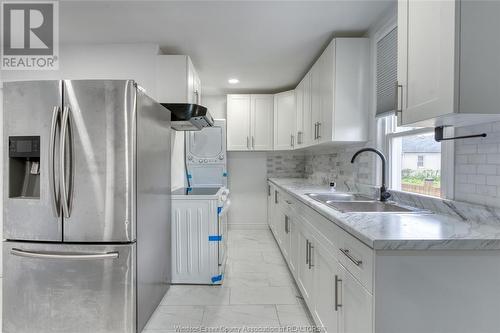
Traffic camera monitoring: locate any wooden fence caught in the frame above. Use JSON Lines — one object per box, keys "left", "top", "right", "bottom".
{"left": 401, "top": 183, "right": 441, "bottom": 197}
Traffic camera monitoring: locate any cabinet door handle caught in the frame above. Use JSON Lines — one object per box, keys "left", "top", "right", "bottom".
{"left": 395, "top": 82, "right": 403, "bottom": 122}
{"left": 314, "top": 123, "right": 317, "bottom": 139}
{"left": 308, "top": 243, "right": 314, "bottom": 269}
{"left": 340, "top": 248, "right": 362, "bottom": 266}
{"left": 284, "top": 216, "right": 289, "bottom": 233}
{"left": 274, "top": 190, "right": 278, "bottom": 204}
{"left": 252, "top": 136, "right": 255, "bottom": 149}
{"left": 335, "top": 275, "right": 342, "bottom": 311}
{"left": 291, "top": 135, "right": 295, "bottom": 148}
{"left": 297, "top": 131, "right": 302, "bottom": 144}
{"left": 268, "top": 184, "right": 271, "bottom": 196}
{"left": 317, "top": 122, "right": 321, "bottom": 139}
{"left": 305, "top": 240, "right": 309, "bottom": 265}
{"left": 194, "top": 90, "right": 200, "bottom": 104}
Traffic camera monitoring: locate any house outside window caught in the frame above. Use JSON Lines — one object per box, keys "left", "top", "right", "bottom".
{"left": 417, "top": 155, "right": 425, "bottom": 168}
{"left": 380, "top": 115, "right": 443, "bottom": 198}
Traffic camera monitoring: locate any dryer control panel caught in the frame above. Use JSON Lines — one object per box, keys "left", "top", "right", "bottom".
{"left": 187, "top": 154, "right": 225, "bottom": 164}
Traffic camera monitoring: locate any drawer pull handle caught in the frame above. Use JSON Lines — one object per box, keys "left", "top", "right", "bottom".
{"left": 340, "top": 248, "right": 362, "bottom": 266}
{"left": 335, "top": 274, "right": 342, "bottom": 311}
{"left": 308, "top": 242, "right": 314, "bottom": 269}
{"left": 305, "top": 240, "right": 309, "bottom": 265}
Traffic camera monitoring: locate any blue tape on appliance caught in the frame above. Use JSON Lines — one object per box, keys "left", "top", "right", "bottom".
{"left": 187, "top": 187, "right": 192, "bottom": 192}
{"left": 187, "top": 174, "right": 192, "bottom": 179}
{"left": 223, "top": 172, "right": 228, "bottom": 177}
{"left": 217, "top": 207, "right": 222, "bottom": 215}
{"left": 208, "top": 235, "right": 222, "bottom": 242}
{"left": 211, "top": 274, "right": 223, "bottom": 283}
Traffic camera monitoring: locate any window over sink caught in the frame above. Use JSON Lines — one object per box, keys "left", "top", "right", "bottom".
{"left": 379, "top": 115, "right": 453, "bottom": 199}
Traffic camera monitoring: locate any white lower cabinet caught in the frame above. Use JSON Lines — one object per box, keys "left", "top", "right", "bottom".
{"left": 288, "top": 216, "right": 298, "bottom": 276}
{"left": 313, "top": 241, "right": 341, "bottom": 333}
{"left": 269, "top": 182, "right": 500, "bottom": 333}
{"left": 271, "top": 183, "right": 372, "bottom": 333}
{"left": 296, "top": 219, "right": 315, "bottom": 306}
{"left": 267, "top": 183, "right": 274, "bottom": 228}
{"left": 338, "top": 264, "right": 373, "bottom": 333}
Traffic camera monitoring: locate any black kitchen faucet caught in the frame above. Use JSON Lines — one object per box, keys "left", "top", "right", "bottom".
{"left": 351, "top": 148, "right": 392, "bottom": 202}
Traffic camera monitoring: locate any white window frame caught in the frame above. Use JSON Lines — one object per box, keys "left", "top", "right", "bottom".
{"left": 379, "top": 115, "right": 455, "bottom": 199}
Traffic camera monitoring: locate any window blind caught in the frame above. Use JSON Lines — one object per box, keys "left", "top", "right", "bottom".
{"left": 376, "top": 27, "right": 397, "bottom": 117}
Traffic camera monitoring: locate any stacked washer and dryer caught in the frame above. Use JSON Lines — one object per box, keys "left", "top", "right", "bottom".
{"left": 171, "top": 119, "right": 230, "bottom": 284}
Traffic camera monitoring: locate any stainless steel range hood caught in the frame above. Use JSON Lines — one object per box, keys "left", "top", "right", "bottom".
{"left": 162, "top": 103, "right": 214, "bottom": 131}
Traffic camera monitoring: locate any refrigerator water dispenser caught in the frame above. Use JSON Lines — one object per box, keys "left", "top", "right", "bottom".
{"left": 9, "top": 136, "right": 40, "bottom": 199}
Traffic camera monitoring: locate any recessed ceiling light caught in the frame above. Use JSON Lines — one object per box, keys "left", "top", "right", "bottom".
{"left": 228, "top": 78, "right": 239, "bottom": 84}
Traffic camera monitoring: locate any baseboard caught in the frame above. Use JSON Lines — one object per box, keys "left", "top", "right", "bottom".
{"left": 228, "top": 223, "right": 269, "bottom": 230}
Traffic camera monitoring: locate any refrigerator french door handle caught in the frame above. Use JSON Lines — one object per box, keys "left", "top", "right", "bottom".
{"left": 11, "top": 248, "right": 119, "bottom": 260}
{"left": 60, "top": 106, "right": 74, "bottom": 218}
{"left": 49, "top": 106, "right": 61, "bottom": 217}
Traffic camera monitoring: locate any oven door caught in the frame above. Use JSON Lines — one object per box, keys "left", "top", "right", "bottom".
{"left": 218, "top": 199, "right": 230, "bottom": 267}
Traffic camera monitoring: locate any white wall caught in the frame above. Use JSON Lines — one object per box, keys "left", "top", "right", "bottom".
{"left": 1, "top": 43, "right": 161, "bottom": 96}
{"left": 227, "top": 152, "right": 269, "bottom": 228}
{"left": 203, "top": 95, "right": 227, "bottom": 119}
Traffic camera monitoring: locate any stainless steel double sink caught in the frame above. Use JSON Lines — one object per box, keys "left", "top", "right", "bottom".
{"left": 306, "top": 192, "right": 419, "bottom": 213}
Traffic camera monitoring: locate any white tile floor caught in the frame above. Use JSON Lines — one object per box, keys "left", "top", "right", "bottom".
{"left": 143, "top": 229, "right": 314, "bottom": 332}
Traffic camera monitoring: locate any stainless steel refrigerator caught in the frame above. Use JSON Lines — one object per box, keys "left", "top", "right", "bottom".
{"left": 2, "top": 80, "right": 171, "bottom": 333}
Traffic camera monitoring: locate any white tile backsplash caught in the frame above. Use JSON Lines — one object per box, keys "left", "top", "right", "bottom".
{"left": 454, "top": 121, "right": 500, "bottom": 207}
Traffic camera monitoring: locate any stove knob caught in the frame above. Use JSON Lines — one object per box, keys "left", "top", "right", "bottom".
{"left": 187, "top": 155, "right": 193, "bottom": 161}
{"left": 198, "top": 159, "right": 203, "bottom": 163}
{"left": 204, "top": 159, "right": 208, "bottom": 163}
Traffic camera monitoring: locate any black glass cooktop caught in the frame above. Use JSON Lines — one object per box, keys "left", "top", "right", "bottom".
{"left": 172, "top": 187, "right": 220, "bottom": 196}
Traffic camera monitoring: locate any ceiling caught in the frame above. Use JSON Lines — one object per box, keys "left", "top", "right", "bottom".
{"left": 60, "top": 1, "right": 395, "bottom": 95}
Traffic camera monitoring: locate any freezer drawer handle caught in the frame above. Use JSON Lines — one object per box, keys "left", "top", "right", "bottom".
{"left": 11, "top": 248, "right": 119, "bottom": 260}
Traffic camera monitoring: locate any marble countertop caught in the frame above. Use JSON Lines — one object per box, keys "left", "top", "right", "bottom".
{"left": 268, "top": 178, "right": 500, "bottom": 250}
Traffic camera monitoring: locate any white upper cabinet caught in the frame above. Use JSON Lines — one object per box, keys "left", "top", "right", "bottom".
{"left": 251, "top": 94, "right": 274, "bottom": 150}
{"left": 156, "top": 55, "right": 201, "bottom": 104}
{"left": 318, "top": 38, "right": 370, "bottom": 144}
{"left": 310, "top": 60, "right": 322, "bottom": 144}
{"left": 398, "top": 0, "right": 500, "bottom": 127}
{"left": 187, "top": 59, "right": 201, "bottom": 104}
{"left": 274, "top": 90, "right": 296, "bottom": 150}
{"left": 295, "top": 80, "right": 304, "bottom": 148}
{"left": 226, "top": 37, "right": 369, "bottom": 151}
{"left": 302, "top": 72, "right": 313, "bottom": 147}
{"left": 227, "top": 94, "right": 273, "bottom": 151}
{"left": 308, "top": 38, "right": 370, "bottom": 145}
{"left": 227, "top": 94, "right": 251, "bottom": 151}
{"left": 295, "top": 72, "right": 313, "bottom": 148}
